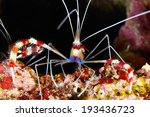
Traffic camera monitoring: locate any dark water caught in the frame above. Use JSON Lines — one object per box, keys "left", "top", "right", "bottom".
{"left": 0, "top": 0, "right": 126, "bottom": 73}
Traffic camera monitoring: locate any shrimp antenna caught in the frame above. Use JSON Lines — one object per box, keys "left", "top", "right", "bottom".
{"left": 81, "top": 10, "right": 150, "bottom": 42}
{"left": 80, "top": 0, "right": 92, "bottom": 32}
{"left": 61, "top": 0, "right": 75, "bottom": 38}
{"left": 76, "top": 0, "right": 81, "bottom": 33}
{"left": 0, "top": 19, "right": 11, "bottom": 45}
{"left": 58, "top": 0, "right": 92, "bottom": 36}
{"left": 57, "top": 9, "right": 78, "bottom": 30}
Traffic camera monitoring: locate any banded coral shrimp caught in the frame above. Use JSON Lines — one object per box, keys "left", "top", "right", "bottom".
{"left": 33, "top": 0, "right": 150, "bottom": 99}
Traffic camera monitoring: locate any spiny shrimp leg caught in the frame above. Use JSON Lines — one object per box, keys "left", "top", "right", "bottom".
{"left": 109, "top": 59, "right": 134, "bottom": 93}
{"left": 26, "top": 49, "right": 44, "bottom": 66}
{"left": 87, "top": 45, "right": 125, "bottom": 62}
{"left": 35, "top": 60, "right": 57, "bottom": 100}
{"left": 47, "top": 42, "right": 66, "bottom": 74}
{"left": 85, "top": 34, "right": 111, "bottom": 60}
{"left": 35, "top": 63, "right": 43, "bottom": 100}
{"left": 27, "top": 56, "right": 46, "bottom": 67}
{"left": 60, "top": 62, "right": 68, "bottom": 79}
{"left": 9, "top": 38, "right": 67, "bottom": 67}
{"left": 85, "top": 34, "right": 125, "bottom": 62}
{"left": 51, "top": 60, "right": 68, "bottom": 79}
{"left": 34, "top": 60, "right": 64, "bottom": 99}
{"left": 50, "top": 59, "right": 67, "bottom": 87}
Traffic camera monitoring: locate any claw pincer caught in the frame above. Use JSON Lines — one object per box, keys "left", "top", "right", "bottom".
{"left": 105, "top": 59, "right": 134, "bottom": 93}
{"left": 9, "top": 38, "right": 45, "bottom": 86}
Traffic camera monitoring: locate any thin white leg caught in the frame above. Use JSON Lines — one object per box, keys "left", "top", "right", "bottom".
{"left": 110, "top": 46, "right": 125, "bottom": 62}
{"left": 60, "top": 62, "right": 67, "bottom": 79}
{"left": 87, "top": 47, "right": 109, "bottom": 60}
{"left": 83, "top": 60, "right": 106, "bottom": 64}
{"left": 85, "top": 34, "right": 110, "bottom": 60}
{"left": 26, "top": 49, "right": 44, "bottom": 65}
{"left": 84, "top": 34, "right": 124, "bottom": 63}
{"left": 46, "top": 49, "right": 50, "bottom": 74}
{"left": 27, "top": 56, "right": 46, "bottom": 67}
{"left": 50, "top": 59, "right": 66, "bottom": 88}
{"left": 35, "top": 64, "right": 43, "bottom": 100}
{"left": 34, "top": 59, "right": 64, "bottom": 99}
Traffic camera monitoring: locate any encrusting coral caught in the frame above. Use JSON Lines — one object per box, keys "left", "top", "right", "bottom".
{"left": 0, "top": 59, "right": 150, "bottom": 100}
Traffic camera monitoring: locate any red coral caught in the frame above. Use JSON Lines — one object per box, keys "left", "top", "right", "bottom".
{"left": 117, "top": 70, "right": 128, "bottom": 80}
{"left": 42, "top": 88, "right": 50, "bottom": 100}
{"left": 0, "top": 76, "right": 12, "bottom": 90}
{"left": 17, "top": 95, "right": 30, "bottom": 100}
{"left": 74, "top": 68, "right": 92, "bottom": 81}
{"left": 99, "top": 77, "right": 114, "bottom": 84}
{"left": 98, "top": 60, "right": 132, "bottom": 84}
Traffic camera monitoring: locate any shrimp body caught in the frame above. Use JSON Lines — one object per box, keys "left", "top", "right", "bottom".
{"left": 69, "top": 40, "right": 85, "bottom": 64}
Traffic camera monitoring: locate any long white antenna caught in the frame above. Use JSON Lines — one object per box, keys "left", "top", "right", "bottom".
{"left": 76, "top": 0, "right": 81, "bottom": 33}
{"left": 0, "top": 19, "right": 12, "bottom": 44}
{"left": 57, "top": 9, "right": 78, "bottom": 30}
{"left": 81, "top": 10, "right": 150, "bottom": 42}
{"left": 80, "top": 0, "right": 92, "bottom": 32}
{"left": 61, "top": 0, "right": 75, "bottom": 38}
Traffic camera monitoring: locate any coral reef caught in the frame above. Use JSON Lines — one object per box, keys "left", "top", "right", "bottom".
{"left": 0, "top": 60, "right": 39, "bottom": 100}
{"left": 0, "top": 59, "right": 150, "bottom": 100}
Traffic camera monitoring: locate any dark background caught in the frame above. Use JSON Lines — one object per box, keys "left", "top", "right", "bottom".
{"left": 0, "top": 0, "right": 126, "bottom": 73}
